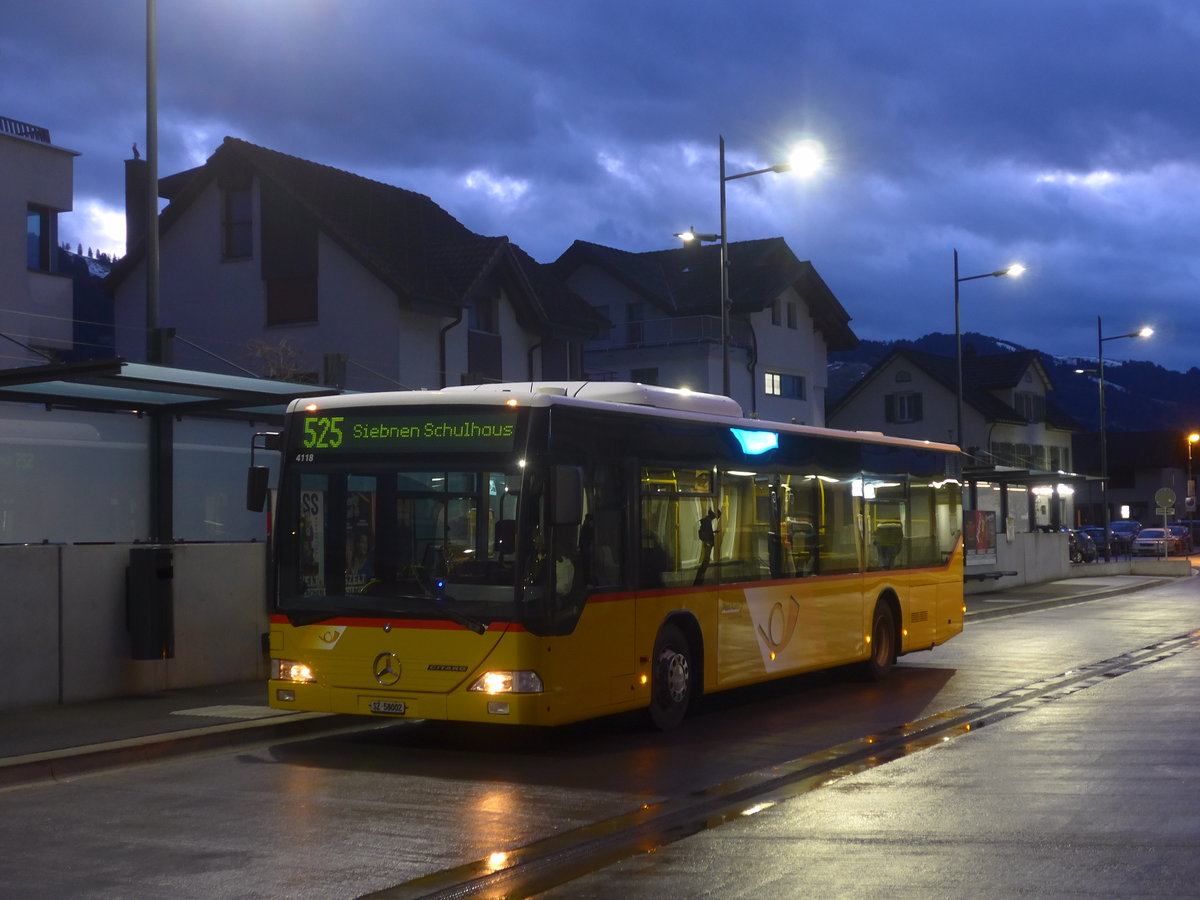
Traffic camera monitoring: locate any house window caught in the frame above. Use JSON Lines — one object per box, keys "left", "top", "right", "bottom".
{"left": 468, "top": 294, "right": 499, "bottom": 334}
{"left": 765, "top": 372, "right": 805, "bottom": 399}
{"left": 786, "top": 302, "right": 798, "bottom": 329}
{"left": 222, "top": 185, "right": 253, "bottom": 259}
{"left": 1014, "top": 391, "right": 1045, "bottom": 423}
{"left": 26, "top": 204, "right": 56, "bottom": 271}
{"left": 266, "top": 279, "right": 317, "bottom": 325}
{"left": 771, "top": 299, "right": 782, "bottom": 326}
{"left": 631, "top": 366, "right": 659, "bottom": 385}
{"left": 895, "top": 370, "right": 912, "bottom": 383}
{"left": 884, "top": 391, "right": 923, "bottom": 423}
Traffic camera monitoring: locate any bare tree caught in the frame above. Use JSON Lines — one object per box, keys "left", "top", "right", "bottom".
{"left": 245, "top": 338, "right": 314, "bottom": 381}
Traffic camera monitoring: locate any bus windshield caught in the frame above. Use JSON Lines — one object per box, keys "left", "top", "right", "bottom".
{"left": 274, "top": 465, "right": 525, "bottom": 628}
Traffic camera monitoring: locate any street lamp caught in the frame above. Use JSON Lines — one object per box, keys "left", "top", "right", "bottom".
{"left": 953, "top": 250, "right": 1025, "bottom": 450}
{"left": 1097, "top": 317, "right": 1154, "bottom": 558}
{"left": 1186, "top": 432, "right": 1198, "bottom": 512}
{"left": 715, "top": 136, "right": 823, "bottom": 397}
{"left": 145, "top": 0, "right": 161, "bottom": 364}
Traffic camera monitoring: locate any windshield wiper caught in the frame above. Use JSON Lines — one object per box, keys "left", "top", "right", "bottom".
{"left": 282, "top": 579, "right": 488, "bottom": 634}
{"left": 407, "top": 592, "right": 488, "bottom": 635}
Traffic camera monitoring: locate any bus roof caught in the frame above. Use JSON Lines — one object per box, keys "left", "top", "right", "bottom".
{"left": 288, "top": 381, "right": 961, "bottom": 456}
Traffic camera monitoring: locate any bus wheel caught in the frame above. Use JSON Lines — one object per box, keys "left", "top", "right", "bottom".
{"left": 860, "top": 602, "right": 896, "bottom": 681}
{"left": 649, "top": 623, "right": 693, "bottom": 730}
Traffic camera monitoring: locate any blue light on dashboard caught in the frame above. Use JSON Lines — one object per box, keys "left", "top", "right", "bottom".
{"left": 731, "top": 428, "right": 779, "bottom": 455}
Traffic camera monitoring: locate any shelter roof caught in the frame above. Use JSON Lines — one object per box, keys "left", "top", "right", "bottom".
{"left": 0, "top": 358, "right": 338, "bottom": 419}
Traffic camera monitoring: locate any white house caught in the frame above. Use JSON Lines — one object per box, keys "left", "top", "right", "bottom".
{"left": 553, "top": 238, "right": 858, "bottom": 425}
{"left": 110, "top": 137, "right": 603, "bottom": 389}
{"left": 829, "top": 347, "right": 1084, "bottom": 532}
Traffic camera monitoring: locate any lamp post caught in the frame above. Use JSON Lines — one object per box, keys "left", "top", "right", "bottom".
{"left": 1097, "top": 316, "right": 1154, "bottom": 558}
{"left": 713, "top": 136, "right": 823, "bottom": 398}
{"left": 145, "top": 0, "right": 161, "bottom": 364}
{"left": 953, "top": 250, "right": 1025, "bottom": 450}
{"left": 1186, "top": 432, "right": 1198, "bottom": 513}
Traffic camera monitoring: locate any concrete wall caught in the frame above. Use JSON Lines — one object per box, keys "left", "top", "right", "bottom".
{"left": 2, "top": 542, "right": 268, "bottom": 711}
{"left": 964, "top": 530, "right": 1193, "bottom": 593}
{"left": 965, "top": 530, "right": 1071, "bottom": 593}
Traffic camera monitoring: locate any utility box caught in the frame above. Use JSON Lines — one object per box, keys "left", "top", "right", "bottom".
{"left": 127, "top": 547, "right": 175, "bottom": 660}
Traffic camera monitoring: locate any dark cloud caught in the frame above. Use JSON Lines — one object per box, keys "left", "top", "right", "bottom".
{"left": 4, "top": 0, "right": 1198, "bottom": 371}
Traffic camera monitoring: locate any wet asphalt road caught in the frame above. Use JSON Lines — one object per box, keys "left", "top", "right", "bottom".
{"left": 1, "top": 575, "right": 1198, "bottom": 898}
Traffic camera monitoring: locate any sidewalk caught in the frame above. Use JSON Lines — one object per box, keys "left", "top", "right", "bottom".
{"left": 0, "top": 573, "right": 1184, "bottom": 790}
{"left": 0, "top": 679, "right": 345, "bottom": 790}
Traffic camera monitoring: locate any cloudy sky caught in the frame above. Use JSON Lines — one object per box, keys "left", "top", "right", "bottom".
{"left": 5, "top": 1, "right": 1199, "bottom": 371}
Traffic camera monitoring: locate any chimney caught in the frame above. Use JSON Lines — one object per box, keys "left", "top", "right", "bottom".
{"left": 124, "top": 157, "right": 149, "bottom": 256}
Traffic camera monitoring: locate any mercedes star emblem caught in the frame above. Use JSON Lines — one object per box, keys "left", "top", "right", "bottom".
{"left": 372, "top": 651, "right": 401, "bottom": 686}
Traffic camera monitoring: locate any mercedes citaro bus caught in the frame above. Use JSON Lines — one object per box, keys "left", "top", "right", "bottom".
{"left": 249, "top": 381, "right": 964, "bottom": 729}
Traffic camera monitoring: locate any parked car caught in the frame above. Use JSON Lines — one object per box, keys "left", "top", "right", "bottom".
{"left": 1167, "top": 524, "right": 1193, "bottom": 555}
{"left": 1068, "top": 529, "right": 1097, "bottom": 563}
{"left": 1131, "top": 527, "right": 1186, "bottom": 557}
{"left": 1080, "top": 524, "right": 1127, "bottom": 556}
{"left": 1109, "top": 520, "right": 1141, "bottom": 554}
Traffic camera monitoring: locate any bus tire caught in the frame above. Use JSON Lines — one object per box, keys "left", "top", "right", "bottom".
{"left": 859, "top": 601, "right": 896, "bottom": 681}
{"left": 649, "top": 622, "right": 694, "bottom": 730}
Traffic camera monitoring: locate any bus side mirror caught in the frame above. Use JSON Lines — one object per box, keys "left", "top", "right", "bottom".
{"left": 553, "top": 465, "right": 584, "bottom": 526}
{"left": 246, "top": 431, "right": 281, "bottom": 512}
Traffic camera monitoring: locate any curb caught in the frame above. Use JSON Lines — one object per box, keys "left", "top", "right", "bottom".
{"left": 0, "top": 711, "right": 357, "bottom": 791}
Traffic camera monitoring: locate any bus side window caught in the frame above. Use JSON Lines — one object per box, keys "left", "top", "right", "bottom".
{"left": 587, "top": 465, "right": 624, "bottom": 588}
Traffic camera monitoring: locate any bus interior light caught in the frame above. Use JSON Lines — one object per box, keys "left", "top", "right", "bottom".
{"left": 274, "top": 659, "right": 316, "bottom": 683}
{"left": 469, "top": 670, "right": 545, "bottom": 694}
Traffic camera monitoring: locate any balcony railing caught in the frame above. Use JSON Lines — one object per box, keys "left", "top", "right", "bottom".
{"left": 0, "top": 116, "right": 51, "bottom": 144}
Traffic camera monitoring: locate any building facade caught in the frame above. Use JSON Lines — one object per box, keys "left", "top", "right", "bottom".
{"left": 109, "top": 138, "right": 603, "bottom": 389}
{"left": 0, "top": 116, "right": 78, "bottom": 368}
{"left": 554, "top": 238, "right": 857, "bottom": 425}
{"left": 829, "top": 348, "right": 1083, "bottom": 533}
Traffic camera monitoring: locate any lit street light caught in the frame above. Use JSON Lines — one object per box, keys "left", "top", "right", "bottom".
{"left": 715, "top": 136, "right": 824, "bottom": 398}
{"left": 953, "top": 250, "right": 1025, "bottom": 450}
{"left": 1096, "top": 317, "right": 1154, "bottom": 558}
{"left": 1186, "top": 432, "right": 1198, "bottom": 513}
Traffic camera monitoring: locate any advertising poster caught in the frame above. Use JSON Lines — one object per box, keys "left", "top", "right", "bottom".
{"left": 965, "top": 510, "right": 997, "bottom": 566}
{"left": 300, "top": 489, "right": 324, "bottom": 591}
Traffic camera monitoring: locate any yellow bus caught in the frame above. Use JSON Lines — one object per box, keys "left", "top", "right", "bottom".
{"left": 255, "top": 382, "right": 964, "bottom": 729}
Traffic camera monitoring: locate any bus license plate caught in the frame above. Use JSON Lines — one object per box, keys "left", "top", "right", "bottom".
{"left": 370, "top": 700, "right": 407, "bottom": 715}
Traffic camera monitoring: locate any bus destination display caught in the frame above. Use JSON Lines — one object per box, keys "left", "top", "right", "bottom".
{"left": 295, "top": 411, "right": 517, "bottom": 456}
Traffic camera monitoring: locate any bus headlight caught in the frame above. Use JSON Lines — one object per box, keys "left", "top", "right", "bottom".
{"left": 274, "top": 659, "right": 316, "bottom": 683}
{"left": 468, "top": 670, "right": 544, "bottom": 694}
